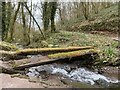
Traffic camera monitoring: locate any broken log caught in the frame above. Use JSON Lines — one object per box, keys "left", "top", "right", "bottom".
{"left": 0, "top": 46, "right": 94, "bottom": 60}
{"left": 2, "top": 49, "right": 99, "bottom": 70}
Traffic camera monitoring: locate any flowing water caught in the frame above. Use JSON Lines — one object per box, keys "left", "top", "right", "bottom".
{"left": 26, "top": 63, "right": 119, "bottom": 88}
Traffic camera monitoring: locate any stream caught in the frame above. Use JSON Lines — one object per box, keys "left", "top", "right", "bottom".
{"left": 26, "top": 62, "right": 119, "bottom": 88}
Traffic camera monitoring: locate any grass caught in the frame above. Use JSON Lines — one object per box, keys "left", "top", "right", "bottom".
{"left": 44, "top": 31, "right": 118, "bottom": 65}
{"left": 52, "top": 5, "right": 118, "bottom": 65}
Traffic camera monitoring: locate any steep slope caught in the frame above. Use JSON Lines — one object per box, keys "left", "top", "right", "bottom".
{"left": 60, "top": 5, "right": 118, "bottom": 33}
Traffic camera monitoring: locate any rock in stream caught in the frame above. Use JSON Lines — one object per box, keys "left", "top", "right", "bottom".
{"left": 26, "top": 63, "right": 119, "bottom": 87}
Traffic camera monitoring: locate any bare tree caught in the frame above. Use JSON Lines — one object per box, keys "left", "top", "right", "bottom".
{"left": 21, "top": 2, "right": 29, "bottom": 45}
{"left": 81, "top": 2, "right": 89, "bottom": 20}
{"left": 23, "top": 2, "right": 45, "bottom": 39}
{"left": 28, "top": 0, "right": 32, "bottom": 45}
{"left": 8, "top": 2, "right": 20, "bottom": 42}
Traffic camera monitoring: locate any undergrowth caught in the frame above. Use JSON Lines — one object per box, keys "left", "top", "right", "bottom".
{"left": 43, "top": 31, "right": 118, "bottom": 66}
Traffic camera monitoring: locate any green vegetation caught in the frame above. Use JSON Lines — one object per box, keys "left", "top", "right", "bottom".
{"left": 0, "top": 41, "right": 19, "bottom": 51}
{"left": 44, "top": 31, "right": 118, "bottom": 65}
{"left": 0, "top": 2, "right": 118, "bottom": 66}
{"left": 0, "top": 2, "right": 119, "bottom": 89}
{"left": 58, "top": 5, "right": 118, "bottom": 33}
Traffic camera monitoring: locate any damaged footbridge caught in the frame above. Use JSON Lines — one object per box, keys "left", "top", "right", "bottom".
{"left": 0, "top": 44, "right": 100, "bottom": 74}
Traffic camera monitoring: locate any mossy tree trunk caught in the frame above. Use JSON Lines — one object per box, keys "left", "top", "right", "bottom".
{"left": 2, "top": 2, "right": 14, "bottom": 41}
{"left": 42, "top": 1, "right": 57, "bottom": 32}
{"left": 50, "top": 2, "right": 57, "bottom": 32}
{"left": 2, "top": 2, "right": 6, "bottom": 41}
{"left": 6, "top": 2, "right": 12, "bottom": 36}
{"left": 42, "top": 2, "right": 50, "bottom": 31}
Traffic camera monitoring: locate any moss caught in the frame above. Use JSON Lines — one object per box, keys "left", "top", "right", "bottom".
{"left": 1, "top": 46, "right": 93, "bottom": 56}
{"left": 48, "top": 49, "right": 99, "bottom": 59}
{"left": 0, "top": 41, "right": 19, "bottom": 51}
{"left": 1, "top": 46, "right": 95, "bottom": 60}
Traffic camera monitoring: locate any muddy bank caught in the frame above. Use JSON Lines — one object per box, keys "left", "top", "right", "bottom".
{"left": 95, "top": 66, "right": 119, "bottom": 80}
{"left": 0, "top": 73, "right": 69, "bottom": 88}
{"left": 0, "top": 61, "right": 119, "bottom": 88}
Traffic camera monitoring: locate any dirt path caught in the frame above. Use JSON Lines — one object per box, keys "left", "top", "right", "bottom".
{"left": 0, "top": 73, "right": 69, "bottom": 88}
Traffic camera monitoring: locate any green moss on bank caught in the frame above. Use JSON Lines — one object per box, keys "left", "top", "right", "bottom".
{"left": 0, "top": 41, "right": 19, "bottom": 51}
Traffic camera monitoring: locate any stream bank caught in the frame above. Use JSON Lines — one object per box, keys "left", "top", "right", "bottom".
{"left": 26, "top": 61, "right": 119, "bottom": 88}
{"left": 0, "top": 41, "right": 119, "bottom": 88}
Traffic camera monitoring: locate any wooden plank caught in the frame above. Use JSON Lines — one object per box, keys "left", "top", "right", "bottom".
{"left": 11, "top": 49, "right": 99, "bottom": 70}
{"left": 48, "top": 49, "right": 99, "bottom": 59}
{"left": 0, "top": 46, "right": 94, "bottom": 60}
{"left": 13, "top": 58, "right": 63, "bottom": 70}
{"left": 0, "top": 48, "right": 99, "bottom": 71}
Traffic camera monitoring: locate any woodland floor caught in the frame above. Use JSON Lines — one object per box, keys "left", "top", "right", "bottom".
{"left": 0, "top": 30, "right": 119, "bottom": 89}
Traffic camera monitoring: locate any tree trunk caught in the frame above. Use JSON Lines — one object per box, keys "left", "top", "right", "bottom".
{"left": 42, "top": 2, "right": 50, "bottom": 31}
{"left": 23, "top": 3, "right": 45, "bottom": 39}
{"left": 21, "top": 2, "right": 29, "bottom": 46}
{"left": 8, "top": 2, "right": 21, "bottom": 42}
{"left": 28, "top": 1, "right": 32, "bottom": 45}
{"left": 50, "top": 2, "right": 57, "bottom": 32}
{"left": 81, "top": 2, "right": 89, "bottom": 20}
{"left": 58, "top": 7, "right": 64, "bottom": 25}
{"left": 91, "top": 2, "right": 99, "bottom": 14}
{"left": 2, "top": 2, "right": 6, "bottom": 41}
{"left": 6, "top": 2, "right": 12, "bottom": 36}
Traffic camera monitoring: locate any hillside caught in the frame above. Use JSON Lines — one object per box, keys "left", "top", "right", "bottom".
{"left": 58, "top": 5, "right": 118, "bottom": 34}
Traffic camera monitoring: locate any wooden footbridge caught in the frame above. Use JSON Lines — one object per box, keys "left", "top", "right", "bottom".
{"left": 0, "top": 46, "right": 99, "bottom": 74}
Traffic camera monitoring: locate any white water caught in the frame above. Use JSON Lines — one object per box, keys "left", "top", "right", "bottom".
{"left": 26, "top": 64, "right": 119, "bottom": 86}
